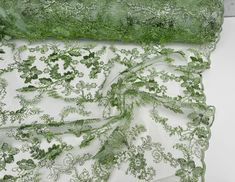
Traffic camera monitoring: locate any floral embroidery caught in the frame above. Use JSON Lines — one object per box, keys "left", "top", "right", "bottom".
{"left": 0, "top": 0, "right": 223, "bottom": 181}
{"left": 0, "top": 41, "right": 216, "bottom": 182}
{"left": 0, "top": 143, "right": 19, "bottom": 171}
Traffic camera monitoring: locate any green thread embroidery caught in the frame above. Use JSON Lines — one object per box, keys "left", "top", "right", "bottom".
{"left": 0, "top": 41, "right": 216, "bottom": 181}
{"left": 0, "top": 0, "right": 223, "bottom": 181}
{"left": 0, "top": 0, "right": 223, "bottom": 43}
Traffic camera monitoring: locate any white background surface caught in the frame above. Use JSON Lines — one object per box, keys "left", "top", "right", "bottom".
{"left": 205, "top": 18, "right": 235, "bottom": 182}
{"left": 224, "top": 0, "right": 235, "bottom": 17}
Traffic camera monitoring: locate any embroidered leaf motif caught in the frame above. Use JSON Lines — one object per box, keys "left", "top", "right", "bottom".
{"left": 17, "top": 159, "right": 36, "bottom": 170}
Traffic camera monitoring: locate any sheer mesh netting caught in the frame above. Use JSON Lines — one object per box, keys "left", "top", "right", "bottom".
{"left": 0, "top": 0, "right": 223, "bottom": 182}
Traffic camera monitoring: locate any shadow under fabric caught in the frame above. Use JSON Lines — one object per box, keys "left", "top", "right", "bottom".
{"left": 0, "top": 1, "right": 224, "bottom": 182}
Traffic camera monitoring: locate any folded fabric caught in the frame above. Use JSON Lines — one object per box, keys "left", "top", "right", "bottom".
{"left": 0, "top": 0, "right": 223, "bottom": 43}
{"left": 0, "top": 42, "right": 215, "bottom": 182}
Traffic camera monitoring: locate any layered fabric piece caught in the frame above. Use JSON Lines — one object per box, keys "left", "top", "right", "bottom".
{"left": 0, "top": 0, "right": 224, "bottom": 182}
{"left": 0, "top": 41, "right": 216, "bottom": 182}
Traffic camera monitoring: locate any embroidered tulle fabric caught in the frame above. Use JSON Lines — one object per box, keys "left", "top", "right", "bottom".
{"left": 0, "top": 1, "right": 223, "bottom": 182}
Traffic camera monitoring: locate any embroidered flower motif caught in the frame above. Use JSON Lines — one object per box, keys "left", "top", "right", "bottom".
{"left": 176, "top": 158, "right": 203, "bottom": 182}
{"left": 0, "top": 143, "right": 19, "bottom": 171}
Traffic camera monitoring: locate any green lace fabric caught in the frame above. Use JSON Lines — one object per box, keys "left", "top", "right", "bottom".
{"left": 0, "top": 1, "right": 223, "bottom": 182}
{"left": 0, "top": 0, "right": 223, "bottom": 43}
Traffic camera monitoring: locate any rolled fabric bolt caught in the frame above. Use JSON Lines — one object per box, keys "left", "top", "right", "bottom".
{"left": 0, "top": 0, "right": 223, "bottom": 43}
